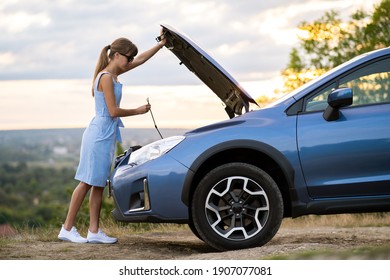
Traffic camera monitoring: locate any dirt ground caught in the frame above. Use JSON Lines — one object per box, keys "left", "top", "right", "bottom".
{"left": 1, "top": 226, "right": 389, "bottom": 260}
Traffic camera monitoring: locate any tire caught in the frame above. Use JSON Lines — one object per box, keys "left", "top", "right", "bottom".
{"left": 188, "top": 218, "right": 203, "bottom": 241}
{"left": 191, "top": 162, "right": 283, "bottom": 251}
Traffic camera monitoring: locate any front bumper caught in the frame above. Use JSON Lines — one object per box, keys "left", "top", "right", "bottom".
{"left": 110, "top": 152, "right": 190, "bottom": 223}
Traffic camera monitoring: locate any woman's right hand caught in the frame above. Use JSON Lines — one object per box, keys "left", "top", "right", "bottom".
{"left": 137, "top": 104, "right": 151, "bottom": 115}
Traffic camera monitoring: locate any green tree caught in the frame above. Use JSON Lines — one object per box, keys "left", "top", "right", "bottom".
{"left": 116, "top": 142, "right": 125, "bottom": 156}
{"left": 280, "top": 0, "right": 390, "bottom": 93}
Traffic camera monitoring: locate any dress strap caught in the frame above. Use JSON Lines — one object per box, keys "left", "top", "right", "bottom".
{"left": 94, "top": 72, "right": 116, "bottom": 92}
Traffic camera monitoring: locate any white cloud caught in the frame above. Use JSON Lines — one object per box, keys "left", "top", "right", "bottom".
{"left": 0, "top": 10, "right": 50, "bottom": 33}
{"left": 0, "top": 0, "right": 383, "bottom": 82}
{"left": 0, "top": 52, "right": 16, "bottom": 66}
{"left": 246, "top": 0, "right": 381, "bottom": 46}
{"left": 216, "top": 41, "right": 251, "bottom": 56}
{"left": 177, "top": 1, "right": 227, "bottom": 24}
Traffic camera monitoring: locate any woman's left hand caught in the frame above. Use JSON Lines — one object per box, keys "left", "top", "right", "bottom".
{"left": 157, "top": 28, "right": 167, "bottom": 45}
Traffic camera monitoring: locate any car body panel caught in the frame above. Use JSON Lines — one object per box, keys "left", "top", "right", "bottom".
{"left": 298, "top": 103, "right": 390, "bottom": 198}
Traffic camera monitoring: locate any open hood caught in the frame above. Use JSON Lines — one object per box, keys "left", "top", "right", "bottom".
{"left": 161, "top": 24, "right": 258, "bottom": 118}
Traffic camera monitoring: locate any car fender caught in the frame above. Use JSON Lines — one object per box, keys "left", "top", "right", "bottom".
{"left": 181, "top": 139, "right": 296, "bottom": 208}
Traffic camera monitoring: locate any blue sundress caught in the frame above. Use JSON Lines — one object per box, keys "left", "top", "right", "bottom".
{"left": 74, "top": 72, "right": 124, "bottom": 187}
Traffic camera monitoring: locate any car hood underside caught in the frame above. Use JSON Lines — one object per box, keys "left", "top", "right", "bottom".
{"left": 161, "top": 24, "right": 258, "bottom": 118}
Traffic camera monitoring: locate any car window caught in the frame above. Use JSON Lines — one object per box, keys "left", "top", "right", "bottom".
{"left": 339, "top": 57, "right": 390, "bottom": 106}
{"left": 305, "top": 83, "right": 337, "bottom": 112}
{"left": 305, "top": 57, "right": 390, "bottom": 112}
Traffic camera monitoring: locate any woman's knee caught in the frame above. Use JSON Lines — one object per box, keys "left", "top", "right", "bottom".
{"left": 91, "top": 186, "right": 104, "bottom": 194}
{"left": 78, "top": 181, "right": 92, "bottom": 191}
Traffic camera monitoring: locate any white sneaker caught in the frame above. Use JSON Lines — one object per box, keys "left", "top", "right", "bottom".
{"left": 58, "top": 225, "right": 87, "bottom": 243}
{"left": 87, "top": 229, "right": 118, "bottom": 244}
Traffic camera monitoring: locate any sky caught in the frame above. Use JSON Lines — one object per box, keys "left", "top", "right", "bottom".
{"left": 0, "top": 0, "right": 381, "bottom": 130}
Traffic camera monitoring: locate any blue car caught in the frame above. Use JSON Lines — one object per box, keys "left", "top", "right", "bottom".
{"left": 110, "top": 24, "right": 390, "bottom": 251}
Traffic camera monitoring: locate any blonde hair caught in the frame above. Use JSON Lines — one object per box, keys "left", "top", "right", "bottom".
{"left": 91, "top": 38, "right": 138, "bottom": 96}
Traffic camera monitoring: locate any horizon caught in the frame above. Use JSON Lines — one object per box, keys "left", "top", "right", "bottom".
{"left": 0, "top": 126, "right": 191, "bottom": 132}
{"left": 0, "top": 78, "right": 282, "bottom": 131}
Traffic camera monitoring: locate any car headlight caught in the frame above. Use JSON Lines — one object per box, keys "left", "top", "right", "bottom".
{"left": 128, "top": 135, "right": 185, "bottom": 165}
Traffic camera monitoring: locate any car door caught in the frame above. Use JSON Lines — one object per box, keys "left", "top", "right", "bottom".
{"left": 297, "top": 56, "right": 390, "bottom": 199}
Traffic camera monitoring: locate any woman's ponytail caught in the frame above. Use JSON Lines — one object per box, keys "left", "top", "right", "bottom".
{"left": 91, "top": 45, "right": 111, "bottom": 96}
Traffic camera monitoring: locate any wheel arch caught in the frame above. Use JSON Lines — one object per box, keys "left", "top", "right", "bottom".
{"left": 181, "top": 140, "right": 295, "bottom": 217}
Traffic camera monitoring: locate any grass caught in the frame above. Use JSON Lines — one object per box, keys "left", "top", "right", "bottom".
{"left": 6, "top": 220, "right": 190, "bottom": 242}
{"left": 281, "top": 212, "right": 390, "bottom": 228}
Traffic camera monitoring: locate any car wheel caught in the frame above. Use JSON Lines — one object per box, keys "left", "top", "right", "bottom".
{"left": 188, "top": 218, "right": 203, "bottom": 241}
{"left": 191, "top": 162, "right": 283, "bottom": 251}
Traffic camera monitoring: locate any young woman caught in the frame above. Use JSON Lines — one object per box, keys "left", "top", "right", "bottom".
{"left": 58, "top": 31, "right": 166, "bottom": 244}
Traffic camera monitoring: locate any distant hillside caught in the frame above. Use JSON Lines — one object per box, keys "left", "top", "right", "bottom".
{"left": 0, "top": 128, "right": 188, "bottom": 165}
{"left": 0, "top": 127, "right": 188, "bottom": 228}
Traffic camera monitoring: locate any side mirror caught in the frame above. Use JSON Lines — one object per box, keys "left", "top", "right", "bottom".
{"left": 323, "top": 88, "right": 353, "bottom": 121}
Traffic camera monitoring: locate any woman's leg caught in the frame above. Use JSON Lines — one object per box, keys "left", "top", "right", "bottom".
{"left": 89, "top": 186, "right": 104, "bottom": 233}
{"left": 87, "top": 186, "right": 117, "bottom": 243}
{"left": 63, "top": 182, "right": 92, "bottom": 231}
